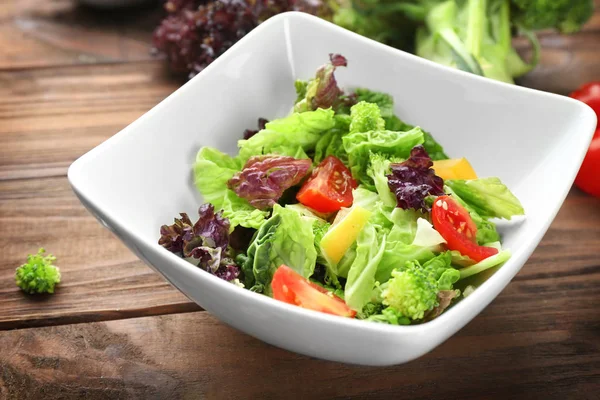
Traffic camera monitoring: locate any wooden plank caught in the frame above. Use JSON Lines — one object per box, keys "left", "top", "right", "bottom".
{"left": 0, "top": 176, "right": 200, "bottom": 330}
{"left": 0, "top": 299, "right": 599, "bottom": 400}
{"left": 0, "top": 61, "right": 178, "bottom": 180}
{"left": 0, "top": 0, "right": 163, "bottom": 70}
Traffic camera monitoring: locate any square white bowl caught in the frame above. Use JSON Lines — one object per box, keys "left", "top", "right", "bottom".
{"left": 68, "top": 12, "right": 597, "bottom": 366}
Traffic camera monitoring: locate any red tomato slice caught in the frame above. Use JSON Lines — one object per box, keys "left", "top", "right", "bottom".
{"left": 432, "top": 195, "right": 498, "bottom": 263}
{"left": 296, "top": 156, "right": 357, "bottom": 213}
{"left": 271, "top": 265, "right": 356, "bottom": 318}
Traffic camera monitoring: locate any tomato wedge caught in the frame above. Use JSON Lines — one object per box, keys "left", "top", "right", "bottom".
{"left": 271, "top": 265, "right": 356, "bottom": 318}
{"left": 296, "top": 156, "right": 357, "bottom": 213}
{"left": 431, "top": 195, "right": 498, "bottom": 263}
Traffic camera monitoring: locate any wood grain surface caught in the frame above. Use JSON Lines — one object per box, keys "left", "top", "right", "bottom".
{"left": 1, "top": 304, "right": 599, "bottom": 400}
{"left": 0, "top": 0, "right": 163, "bottom": 70}
{"left": 0, "top": 0, "right": 599, "bottom": 397}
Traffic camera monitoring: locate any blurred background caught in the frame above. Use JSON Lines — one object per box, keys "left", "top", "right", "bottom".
{"left": 1, "top": 0, "right": 598, "bottom": 94}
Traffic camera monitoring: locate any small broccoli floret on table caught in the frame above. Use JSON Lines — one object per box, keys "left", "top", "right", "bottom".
{"left": 15, "top": 248, "right": 61, "bottom": 294}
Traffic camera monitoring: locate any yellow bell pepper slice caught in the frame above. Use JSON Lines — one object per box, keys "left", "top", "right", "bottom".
{"left": 432, "top": 158, "right": 478, "bottom": 180}
{"left": 320, "top": 206, "right": 371, "bottom": 265}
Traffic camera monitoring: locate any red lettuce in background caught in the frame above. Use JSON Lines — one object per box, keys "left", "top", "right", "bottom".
{"left": 228, "top": 155, "right": 312, "bottom": 210}
{"left": 152, "top": 0, "right": 331, "bottom": 79}
{"left": 387, "top": 145, "right": 445, "bottom": 212}
{"left": 159, "top": 203, "right": 240, "bottom": 281}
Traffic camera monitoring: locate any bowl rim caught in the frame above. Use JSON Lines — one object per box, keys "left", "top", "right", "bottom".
{"left": 68, "top": 11, "right": 598, "bottom": 336}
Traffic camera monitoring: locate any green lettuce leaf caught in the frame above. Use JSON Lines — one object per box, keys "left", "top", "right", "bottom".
{"left": 366, "top": 152, "right": 401, "bottom": 208}
{"left": 384, "top": 115, "right": 449, "bottom": 161}
{"left": 375, "top": 208, "right": 435, "bottom": 283}
{"left": 445, "top": 177, "right": 525, "bottom": 220}
{"left": 242, "top": 204, "right": 318, "bottom": 295}
{"left": 238, "top": 108, "right": 336, "bottom": 162}
{"left": 313, "top": 114, "right": 351, "bottom": 164}
{"left": 238, "top": 214, "right": 281, "bottom": 289}
{"left": 351, "top": 187, "right": 395, "bottom": 230}
{"left": 221, "top": 191, "right": 269, "bottom": 230}
{"left": 193, "top": 147, "right": 241, "bottom": 208}
{"left": 268, "top": 205, "right": 318, "bottom": 291}
{"left": 344, "top": 223, "right": 387, "bottom": 311}
{"left": 353, "top": 89, "right": 395, "bottom": 118}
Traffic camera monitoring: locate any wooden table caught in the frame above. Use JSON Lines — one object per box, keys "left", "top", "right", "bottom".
{"left": 1, "top": 1, "right": 599, "bottom": 398}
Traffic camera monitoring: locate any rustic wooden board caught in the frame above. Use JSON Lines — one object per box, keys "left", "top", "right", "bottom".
{"left": 0, "top": 0, "right": 163, "bottom": 70}
{"left": 1, "top": 303, "right": 599, "bottom": 400}
{"left": 0, "top": 61, "right": 177, "bottom": 180}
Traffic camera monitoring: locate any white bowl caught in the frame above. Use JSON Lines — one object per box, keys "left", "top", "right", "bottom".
{"left": 68, "top": 12, "right": 597, "bottom": 366}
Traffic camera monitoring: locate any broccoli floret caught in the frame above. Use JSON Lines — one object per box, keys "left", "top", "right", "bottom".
{"left": 356, "top": 302, "right": 384, "bottom": 319}
{"left": 512, "top": 0, "right": 594, "bottom": 34}
{"left": 15, "top": 248, "right": 61, "bottom": 294}
{"left": 381, "top": 253, "right": 460, "bottom": 321}
{"left": 559, "top": 1, "right": 595, "bottom": 34}
{"left": 349, "top": 101, "right": 386, "bottom": 134}
{"left": 382, "top": 262, "right": 438, "bottom": 320}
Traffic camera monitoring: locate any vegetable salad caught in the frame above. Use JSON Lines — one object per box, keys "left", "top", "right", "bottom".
{"left": 159, "top": 54, "right": 525, "bottom": 324}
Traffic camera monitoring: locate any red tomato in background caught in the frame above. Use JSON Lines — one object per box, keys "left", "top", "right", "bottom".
{"left": 296, "top": 155, "right": 358, "bottom": 213}
{"left": 271, "top": 265, "right": 356, "bottom": 318}
{"left": 570, "top": 82, "right": 600, "bottom": 198}
{"left": 432, "top": 196, "right": 499, "bottom": 263}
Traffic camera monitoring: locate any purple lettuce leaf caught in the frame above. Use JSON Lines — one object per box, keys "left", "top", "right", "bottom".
{"left": 227, "top": 155, "right": 312, "bottom": 210}
{"left": 159, "top": 204, "right": 241, "bottom": 281}
{"left": 191, "top": 203, "right": 230, "bottom": 250}
{"left": 158, "top": 213, "right": 193, "bottom": 254}
{"left": 386, "top": 145, "right": 445, "bottom": 212}
{"left": 243, "top": 117, "right": 269, "bottom": 140}
{"left": 215, "top": 262, "right": 241, "bottom": 281}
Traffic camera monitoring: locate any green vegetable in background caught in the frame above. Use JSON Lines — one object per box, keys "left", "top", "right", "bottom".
{"left": 337, "top": 0, "right": 593, "bottom": 84}
{"left": 15, "top": 248, "right": 61, "bottom": 294}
